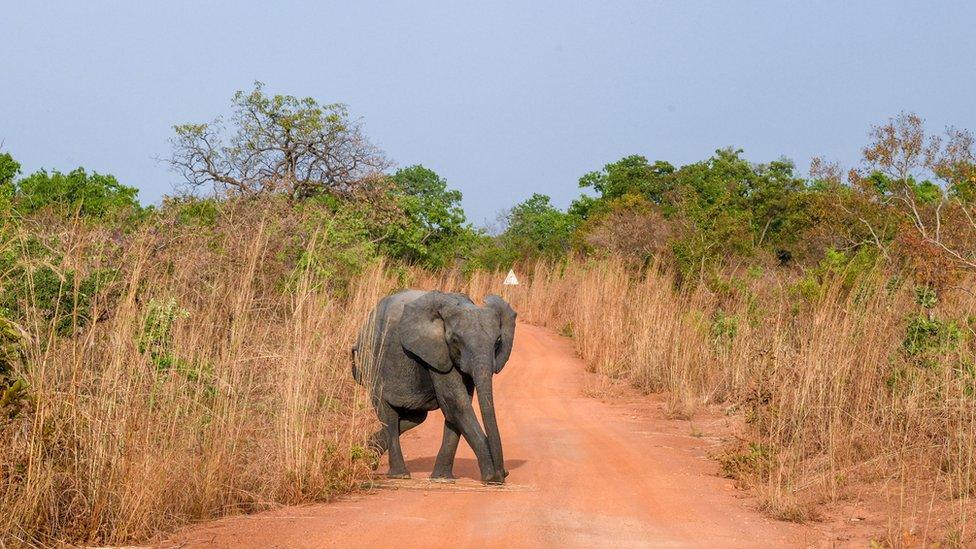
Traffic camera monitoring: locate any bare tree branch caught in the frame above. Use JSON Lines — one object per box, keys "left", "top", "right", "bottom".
{"left": 861, "top": 112, "right": 976, "bottom": 272}
{"left": 167, "top": 82, "right": 389, "bottom": 199}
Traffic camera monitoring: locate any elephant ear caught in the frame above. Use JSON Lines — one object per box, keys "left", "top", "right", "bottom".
{"left": 484, "top": 294, "right": 517, "bottom": 373}
{"left": 399, "top": 292, "right": 454, "bottom": 374}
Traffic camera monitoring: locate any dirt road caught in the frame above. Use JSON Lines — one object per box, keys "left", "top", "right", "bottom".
{"left": 170, "top": 324, "right": 818, "bottom": 548}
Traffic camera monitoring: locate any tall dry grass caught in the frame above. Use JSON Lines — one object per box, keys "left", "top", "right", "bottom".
{"left": 3, "top": 211, "right": 974, "bottom": 545}
{"left": 496, "top": 258, "right": 976, "bottom": 542}
{"left": 0, "top": 213, "right": 413, "bottom": 545}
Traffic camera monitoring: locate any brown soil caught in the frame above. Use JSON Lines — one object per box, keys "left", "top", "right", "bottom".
{"left": 166, "top": 324, "right": 827, "bottom": 548}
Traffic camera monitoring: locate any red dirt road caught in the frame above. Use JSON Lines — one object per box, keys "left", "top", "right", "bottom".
{"left": 170, "top": 324, "right": 819, "bottom": 548}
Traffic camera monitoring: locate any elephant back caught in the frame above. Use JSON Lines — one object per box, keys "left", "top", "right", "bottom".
{"left": 353, "top": 289, "right": 428, "bottom": 386}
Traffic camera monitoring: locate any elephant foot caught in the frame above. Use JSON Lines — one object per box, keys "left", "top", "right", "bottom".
{"left": 387, "top": 470, "right": 411, "bottom": 480}
{"left": 430, "top": 465, "right": 455, "bottom": 481}
{"left": 430, "top": 468, "right": 456, "bottom": 481}
{"left": 429, "top": 475, "right": 456, "bottom": 484}
{"left": 482, "top": 472, "right": 505, "bottom": 485}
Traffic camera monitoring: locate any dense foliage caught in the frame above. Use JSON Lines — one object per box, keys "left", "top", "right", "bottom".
{"left": 486, "top": 114, "right": 976, "bottom": 290}
{"left": 384, "top": 165, "right": 480, "bottom": 269}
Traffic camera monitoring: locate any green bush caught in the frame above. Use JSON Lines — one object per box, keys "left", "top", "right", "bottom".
{"left": 287, "top": 196, "right": 379, "bottom": 292}
{"left": 0, "top": 153, "right": 19, "bottom": 214}
{"left": 0, "top": 230, "right": 117, "bottom": 337}
{"left": 384, "top": 165, "right": 481, "bottom": 269}
{"left": 13, "top": 166, "right": 143, "bottom": 220}
{"left": 169, "top": 196, "right": 221, "bottom": 226}
{"left": 0, "top": 263, "right": 114, "bottom": 337}
{"left": 710, "top": 311, "right": 740, "bottom": 347}
{"left": 0, "top": 311, "right": 28, "bottom": 418}
{"left": 902, "top": 315, "right": 963, "bottom": 366}
{"left": 913, "top": 285, "right": 938, "bottom": 309}
{"left": 138, "top": 298, "right": 188, "bottom": 370}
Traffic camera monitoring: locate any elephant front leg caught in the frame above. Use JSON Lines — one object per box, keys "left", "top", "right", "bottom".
{"left": 379, "top": 401, "right": 410, "bottom": 479}
{"left": 430, "top": 420, "right": 461, "bottom": 482}
{"left": 441, "top": 400, "right": 501, "bottom": 484}
{"left": 432, "top": 373, "right": 501, "bottom": 484}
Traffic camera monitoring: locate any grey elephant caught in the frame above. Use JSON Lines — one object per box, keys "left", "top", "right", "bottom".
{"left": 352, "top": 290, "right": 517, "bottom": 484}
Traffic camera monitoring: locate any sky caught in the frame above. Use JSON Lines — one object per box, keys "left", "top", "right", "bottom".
{"left": 3, "top": 1, "right": 975, "bottom": 226}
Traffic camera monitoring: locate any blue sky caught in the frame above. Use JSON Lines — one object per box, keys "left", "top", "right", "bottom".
{"left": 3, "top": 1, "right": 975, "bottom": 225}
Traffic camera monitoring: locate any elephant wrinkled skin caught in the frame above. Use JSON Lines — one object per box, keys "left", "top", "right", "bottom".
{"left": 352, "top": 290, "right": 517, "bottom": 484}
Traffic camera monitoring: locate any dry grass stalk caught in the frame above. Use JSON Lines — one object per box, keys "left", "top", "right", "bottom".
{"left": 3, "top": 222, "right": 974, "bottom": 544}
{"left": 0, "top": 218, "right": 403, "bottom": 545}
{"left": 504, "top": 258, "right": 975, "bottom": 540}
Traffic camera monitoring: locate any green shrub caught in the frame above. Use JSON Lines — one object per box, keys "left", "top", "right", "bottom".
{"left": 0, "top": 227, "right": 118, "bottom": 339}
{"left": 0, "top": 311, "right": 28, "bottom": 418}
{"left": 902, "top": 315, "right": 963, "bottom": 366}
{"left": 170, "top": 196, "right": 221, "bottom": 226}
{"left": 718, "top": 442, "right": 774, "bottom": 482}
{"left": 914, "top": 285, "right": 938, "bottom": 309}
{"left": 14, "top": 167, "right": 143, "bottom": 220}
{"left": 0, "top": 263, "right": 113, "bottom": 337}
{"left": 286, "top": 198, "right": 379, "bottom": 293}
{"left": 711, "top": 311, "right": 740, "bottom": 347}
{"left": 138, "top": 298, "right": 188, "bottom": 370}
{"left": 955, "top": 361, "right": 976, "bottom": 398}
{"left": 0, "top": 153, "right": 18, "bottom": 214}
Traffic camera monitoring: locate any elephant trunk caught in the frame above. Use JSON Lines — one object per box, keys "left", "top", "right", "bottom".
{"left": 475, "top": 373, "right": 505, "bottom": 481}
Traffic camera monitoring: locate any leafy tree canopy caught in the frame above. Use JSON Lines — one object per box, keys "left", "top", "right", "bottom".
{"left": 169, "top": 82, "right": 388, "bottom": 199}
{"left": 0, "top": 153, "right": 20, "bottom": 186}
{"left": 578, "top": 154, "right": 675, "bottom": 204}
{"left": 501, "top": 193, "right": 578, "bottom": 260}
{"left": 0, "top": 153, "right": 19, "bottom": 213}
{"left": 384, "top": 165, "right": 479, "bottom": 269}
{"left": 6, "top": 157, "right": 141, "bottom": 220}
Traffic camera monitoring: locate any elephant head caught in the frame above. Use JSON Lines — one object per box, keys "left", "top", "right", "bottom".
{"left": 399, "top": 291, "right": 517, "bottom": 477}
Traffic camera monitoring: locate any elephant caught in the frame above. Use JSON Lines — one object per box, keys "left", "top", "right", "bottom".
{"left": 352, "top": 290, "right": 517, "bottom": 484}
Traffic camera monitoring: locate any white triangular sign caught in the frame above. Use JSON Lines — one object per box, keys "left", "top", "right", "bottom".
{"left": 503, "top": 269, "right": 519, "bottom": 285}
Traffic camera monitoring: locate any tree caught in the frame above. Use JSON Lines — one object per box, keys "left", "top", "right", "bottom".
{"left": 13, "top": 167, "right": 141, "bottom": 219}
{"left": 501, "top": 194, "right": 577, "bottom": 260}
{"left": 571, "top": 149, "right": 819, "bottom": 274}
{"left": 169, "top": 82, "right": 388, "bottom": 198}
{"left": 0, "top": 153, "right": 19, "bottom": 214}
{"left": 0, "top": 153, "right": 19, "bottom": 186}
{"left": 384, "top": 165, "right": 478, "bottom": 269}
{"left": 858, "top": 112, "right": 976, "bottom": 272}
{"left": 578, "top": 194, "right": 670, "bottom": 262}
{"left": 797, "top": 157, "right": 894, "bottom": 264}
{"left": 578, "top": 155, "right": 675, "bottom": 204}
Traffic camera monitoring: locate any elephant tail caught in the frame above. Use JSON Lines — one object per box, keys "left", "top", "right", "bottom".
{"left": 352, "top": 307, "right": 382, "bottom": 386}
{"left": 351, "top": 345, "right": 363, "bottom": 385}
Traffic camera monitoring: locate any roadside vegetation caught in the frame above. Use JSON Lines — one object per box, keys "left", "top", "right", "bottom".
{"left": 482, "top": 112, "right": 976, "bottom": 544}
{"left": 1, "top": 83, "right": 974, "bottom": 545}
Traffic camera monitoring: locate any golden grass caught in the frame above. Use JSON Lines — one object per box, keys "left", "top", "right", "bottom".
{"left": 0, "top": 217, "right": 405, "bottom": 545}
{"left": 3, "top": 214, "right": 974, "bottom": 545}
{"left": 493, "top": 258, "right": 976, "bottom": 542}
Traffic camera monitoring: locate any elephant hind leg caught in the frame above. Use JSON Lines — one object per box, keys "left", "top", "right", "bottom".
{"left": 367, "top": 408, "right": 427, "bottom": 473}
{"left": 398, "top": 409, "right": 428, "bottom": 434}
{"left": 378, "top": 401, "right": 411, "bottom": 479}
